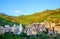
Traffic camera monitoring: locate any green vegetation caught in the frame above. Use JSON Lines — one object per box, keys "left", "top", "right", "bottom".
{"left": 0, "top": 31, "right": 60, "bottom": 39}
{"left": 0, "top": 8, "right": 60, "bottom": 25}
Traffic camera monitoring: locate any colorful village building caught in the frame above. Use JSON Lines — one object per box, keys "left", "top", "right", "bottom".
{"left": 40, "top": 21, "right": 56, "bottom": 35}
{"left": 13, "top": 24, "right": 23, "bottom": 35}
{"left": 0, "top": 26, "right": 5, "bottom": 34}
{"left": 54, "top": 26, "right": 60, "bottom": 34}
{"left": 25, "top": 22, "right": 47, "bottom": 35}
{"left": 5, "top": 25, "right": 11, "bottom": 32}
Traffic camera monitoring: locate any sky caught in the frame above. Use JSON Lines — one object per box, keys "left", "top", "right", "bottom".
{"left": 0, "top": 0, "right": 60, "bottom": 16}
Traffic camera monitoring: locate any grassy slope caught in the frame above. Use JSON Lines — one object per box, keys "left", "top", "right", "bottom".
{"left": 0, "top": 8, "right": 60, "bottom": 25}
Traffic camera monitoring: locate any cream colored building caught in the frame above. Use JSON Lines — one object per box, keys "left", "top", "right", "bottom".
{"left": 32, "top": 31, "right": 37, "bottom": 35}
{"left": 54, "top": 26, "right": 60, "bottom": 34}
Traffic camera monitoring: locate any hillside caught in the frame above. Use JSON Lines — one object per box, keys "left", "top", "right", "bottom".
{"left": 0, "top": 8, "right": 60, "bottom": 25}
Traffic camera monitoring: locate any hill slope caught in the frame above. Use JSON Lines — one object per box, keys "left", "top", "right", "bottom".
{"left": 0, "top": 8, "right": 60, "bottom": 25}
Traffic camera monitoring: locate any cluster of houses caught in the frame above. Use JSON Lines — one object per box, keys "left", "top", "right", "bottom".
{"left": 0, "top": 24, "right": 23, "bottom": 35}
{"left": 0, "top": 21, "right": 60, "bottom": 35}
{"left": 24, "top": 23, "right": 47, "bottom": 35}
